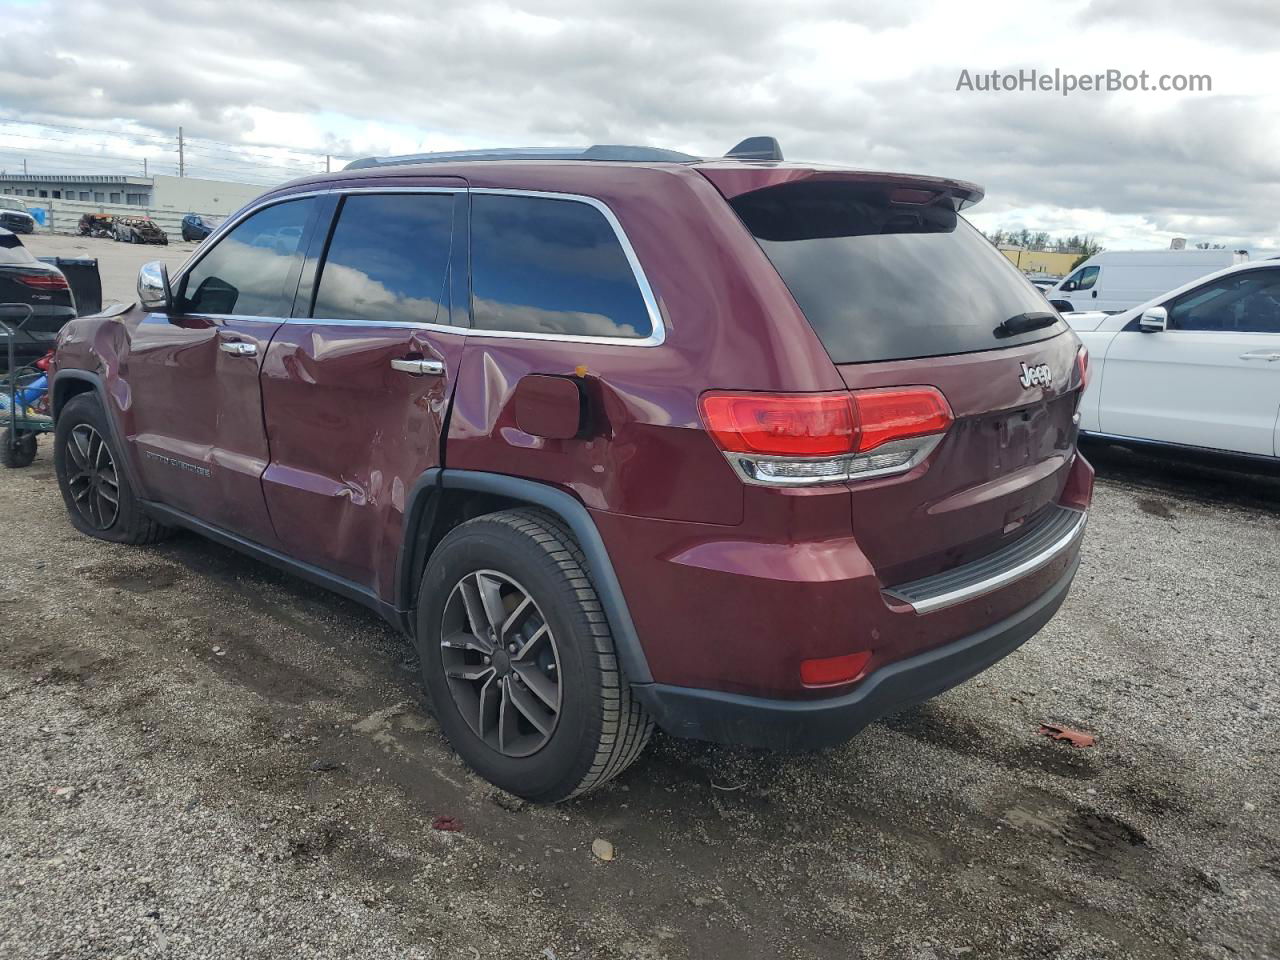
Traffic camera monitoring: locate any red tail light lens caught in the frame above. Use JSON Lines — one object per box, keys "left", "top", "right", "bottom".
{"left": 1074, "top": 345, "right": 1090, "bottom": 392}
{"left": 699, "top": 393, "right": 857, "bottom": 456}
{"left": 800, "top": 650, "right": 873, "bottom": 687}
{"left": 852, "top": 387, "right": 953, "bottom": 453}
{"left": 699, "top": 387, "right": 953, "bottom": 486}
{"left": 699, "top": 388, "right": 952, "bottom": 457}
{"left": 16, "top": 273, "right": 70, "bottom": 290}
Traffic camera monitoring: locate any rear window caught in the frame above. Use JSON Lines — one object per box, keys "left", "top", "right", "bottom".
{"left": 0, "top": 232, "right": 35, "bottom": 265}
{"left": 731, "top": 182, "right": 1062, "bottom": 363}
{"left": 470, "top": 194, "right": 652, "bottom": 339}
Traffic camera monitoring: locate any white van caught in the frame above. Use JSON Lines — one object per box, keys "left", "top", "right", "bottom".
{"left": 1048, "top": 249, "right": 1248, "bottom": 313}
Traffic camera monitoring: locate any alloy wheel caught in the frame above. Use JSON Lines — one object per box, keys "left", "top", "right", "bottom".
{"left": 440, "top": 570, "right": 562, "bottom": 758}
{"left": 65, "top": 424, "right": 120, "bottom": 530}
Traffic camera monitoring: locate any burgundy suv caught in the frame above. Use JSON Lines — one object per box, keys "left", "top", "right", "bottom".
{"left": 49, "top": 139, "right": 1092, "bottom": 802}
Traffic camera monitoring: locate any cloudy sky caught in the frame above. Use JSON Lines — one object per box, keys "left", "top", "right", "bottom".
{"left": 1, "top": 0, "right": 1277, "bottom": 249}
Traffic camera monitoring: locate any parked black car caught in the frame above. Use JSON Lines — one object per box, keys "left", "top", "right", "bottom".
{"left": 0, "top": 229, "right": 76, "bottom": 365}
{"left": 181, "top": 213, "right": 216, "bottom": 242}
{"left": 0, "top": 197, "right": 36, "bottom": 234}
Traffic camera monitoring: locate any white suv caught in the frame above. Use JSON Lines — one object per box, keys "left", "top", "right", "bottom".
{"left": 1068, "top": 260, "right": 1280, "bottom": 461}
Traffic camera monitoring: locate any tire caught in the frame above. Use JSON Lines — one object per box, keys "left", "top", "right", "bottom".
{"left": 416, "top": 509, "right": 653, "bottom": 802}
{"left": 53, "top": 394, "right": 171, "bottom": 545}
{"left": 0, "top": 428, "right": 36, "bottom": 468}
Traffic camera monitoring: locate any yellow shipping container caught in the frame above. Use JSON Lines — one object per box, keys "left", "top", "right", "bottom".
{"left": 998, "top": 247, "right": 1080, "bottom": 277}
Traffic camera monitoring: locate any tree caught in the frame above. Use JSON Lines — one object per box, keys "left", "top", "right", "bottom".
{"left": 1070, "top": 236, "right": 1103, "bottom": 269}
{"left": 1193, "top": 242, "right": 1225, "bottom": 249}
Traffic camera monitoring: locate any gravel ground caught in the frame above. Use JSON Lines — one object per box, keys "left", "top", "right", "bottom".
{"left": 0, "top": 436, "right": 1277, "bottom": 959}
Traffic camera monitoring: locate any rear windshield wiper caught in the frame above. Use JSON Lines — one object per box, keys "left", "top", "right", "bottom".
{"left": 994, "top": 311, "right": 1059, "bottom": 338}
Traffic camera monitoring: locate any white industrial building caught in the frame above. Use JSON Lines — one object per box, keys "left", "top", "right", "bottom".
{"left": 0, "top": 173, "right": 270, "bottom": 236}
{"left": 0, "top": 173, "right": 265, "bottom": 214}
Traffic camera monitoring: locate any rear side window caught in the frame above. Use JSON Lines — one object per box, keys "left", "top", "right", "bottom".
{"left": 731, "top": 182, "right": 1062, "bottom": 364}
{"left": 470, "top": 194, "right": 652, "bottom": 339}
{"left": 180, "top": 198, "right": 314, "bottom": 317}
{"left": 313, "top": 193, "right": 454, "bottom": 325}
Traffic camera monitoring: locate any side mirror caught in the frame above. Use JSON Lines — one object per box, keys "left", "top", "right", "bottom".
{"left": 1138, "top": 306, "right": 1168, "bottom": 332}
{"left": 1060, "top": 281, "right": 1076, "bottom": 292}
{"left": 137, "top": 261, "right": 172, "bottom": 311}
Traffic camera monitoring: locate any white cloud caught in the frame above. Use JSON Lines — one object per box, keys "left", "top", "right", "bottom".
{"left": 0, "top": 0, "right": 1276, "bottom": 247}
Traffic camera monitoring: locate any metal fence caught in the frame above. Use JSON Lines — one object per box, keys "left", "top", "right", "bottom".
{"left": 18, "top": 197, "right": 222, "bottom": 239}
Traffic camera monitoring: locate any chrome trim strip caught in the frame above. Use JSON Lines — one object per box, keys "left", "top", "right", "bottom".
{"left": 885, "top": 508, "right": 1087, "bottom": 614}
{"left": 721, "top": 434, "right": 943, "bottom": 488}
{"left": 173, "top": 185, "right": 666, "bottom": 348}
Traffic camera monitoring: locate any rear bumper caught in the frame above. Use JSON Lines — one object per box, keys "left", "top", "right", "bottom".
{"left": 633, "top": 552, "right": 1078, "bottom": 750}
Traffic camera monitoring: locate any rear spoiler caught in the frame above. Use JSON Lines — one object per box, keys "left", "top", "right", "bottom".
{"left": 695, "top": 164, "right": 984, "bottom": 210}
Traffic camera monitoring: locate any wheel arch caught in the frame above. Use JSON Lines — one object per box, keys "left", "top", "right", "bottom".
{"left": 49, "top": 369, "right": 146, "bottom": 497}
{"left": 50, "top": 369, "right": 99, "bottom": 422}
{"left": 398, "top": 469, "right": 653, "bottom": 685}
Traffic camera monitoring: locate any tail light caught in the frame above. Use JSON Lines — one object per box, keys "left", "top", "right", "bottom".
{"left": 16, "top": 273, "right": 70, "bottom": 291}
{"left": 1074, "top": 345, "right": 1089, "bottom": 392}
{"left": 699, "top": 386, "right": 953, "bottom": 487}
{"left": 35, "top": 351, "right": 54, "bottom": 372}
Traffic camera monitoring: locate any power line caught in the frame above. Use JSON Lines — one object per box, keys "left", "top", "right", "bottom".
{"left": 0, "top": 117, "right": 354, "bottom": 165}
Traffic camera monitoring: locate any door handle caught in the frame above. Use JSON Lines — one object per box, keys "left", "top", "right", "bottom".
{"left": 390, "top": 358, "right": 444, "bottom": 375}
{"left": 219, "top": 341, "right": 257, "bottom": 357}
{"left": 1240, "top": 351, "right": 1280, "bottom": 361}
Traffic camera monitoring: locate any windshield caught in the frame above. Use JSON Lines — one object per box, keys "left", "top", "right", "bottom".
{"left": 731, "top": 181, "right": 1063, "bottom": 364}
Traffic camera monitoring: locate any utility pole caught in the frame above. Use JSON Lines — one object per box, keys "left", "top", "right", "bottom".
{"left": 23, "top": 158, "right": 27, "bottom": 174}
{"left": 143, "top": 157, "right": 148, "bottom": 177}
{"left": 325, "top": 154, "right": 331, "bottom": 173}
{"left": 178, "top": 126, "right": 185, "bottom": 178}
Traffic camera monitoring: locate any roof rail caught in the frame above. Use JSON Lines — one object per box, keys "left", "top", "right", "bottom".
{"left": 344, "top": 145, "right": 700, "bottom": 170}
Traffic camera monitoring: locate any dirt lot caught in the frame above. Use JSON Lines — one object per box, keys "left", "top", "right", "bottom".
{"left": 1, "top": 237, "right": 1278, "bottom": 959}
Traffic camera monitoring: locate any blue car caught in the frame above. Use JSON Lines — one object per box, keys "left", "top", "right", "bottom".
{"left": 180, "top": 213, "right": 216, "bottom": 242}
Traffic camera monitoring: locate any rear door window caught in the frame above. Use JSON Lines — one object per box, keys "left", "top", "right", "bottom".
{"left": 470, "top": 193, "right": 653, "bottom": 339}
{"left": 179, "top": 198, "right": 314, "bottom": 317}
{"left": 312, "top": 192, "right": 454, "bottom": 325}
{"left": 731, "top": 182, "right": 1063, "bottom": 363}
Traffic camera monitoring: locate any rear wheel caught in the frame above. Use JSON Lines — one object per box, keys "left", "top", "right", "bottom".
{"left": 53, "top": 394, "right": 171, "bottom": 544}
{"left": 0, "top": 428, "right": 36, "bottom": 468}
{"left": 417, "top": 509, "right": 652, "bottom": 802}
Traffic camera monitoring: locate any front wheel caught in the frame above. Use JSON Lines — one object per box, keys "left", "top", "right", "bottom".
{"left": 416, "top": 509, "right": 652, "bottom": 802}
{"left": 53, "top": 394, "right": 171, "bottom": 544}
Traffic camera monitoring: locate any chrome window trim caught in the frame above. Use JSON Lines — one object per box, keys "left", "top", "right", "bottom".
{"left": 174, "top": 185, "right": 667, "bottom": 347}
{"left": 884, "top": 507, "right": 1087, "bottom": 614}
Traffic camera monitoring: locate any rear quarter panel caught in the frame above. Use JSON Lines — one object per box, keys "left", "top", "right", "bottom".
{"left": 446, "top": 165, "right": 845, "bottom": 525}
